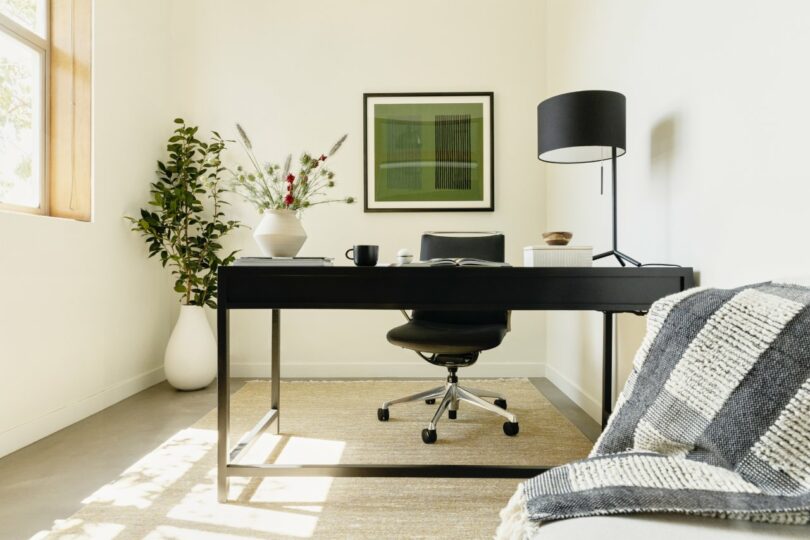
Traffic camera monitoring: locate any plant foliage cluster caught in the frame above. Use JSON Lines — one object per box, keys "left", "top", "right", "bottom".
{"left": 127, "top": 119, "right": 240, "bottom": 307}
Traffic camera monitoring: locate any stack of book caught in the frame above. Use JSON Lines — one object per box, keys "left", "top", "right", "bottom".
{"left": 234, "top": 257, "right": 333, "bottom": 267}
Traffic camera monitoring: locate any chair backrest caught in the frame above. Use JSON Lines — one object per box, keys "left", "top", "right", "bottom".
{"left": 412, "top": 233, "right": 508, "bottom": 326}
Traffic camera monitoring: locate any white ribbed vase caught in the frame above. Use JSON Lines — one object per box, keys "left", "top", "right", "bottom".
{"left": 253, "top": 209, "right": 307, "bottom": 257}
{"left": 164, "top": 305, "right": 216, "bottom": 391}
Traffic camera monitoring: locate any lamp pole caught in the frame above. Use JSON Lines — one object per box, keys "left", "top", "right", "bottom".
{"left": 593, "top": 147, "right": 641, "bottom": 267}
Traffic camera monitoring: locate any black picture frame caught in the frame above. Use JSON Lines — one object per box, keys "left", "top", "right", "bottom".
{"left": 363, "top": 92, "right": 495, "bottom": 212}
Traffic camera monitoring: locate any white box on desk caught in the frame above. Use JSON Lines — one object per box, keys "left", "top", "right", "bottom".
{"left": 523, "top": 245, "right": 593, "bottom": 267}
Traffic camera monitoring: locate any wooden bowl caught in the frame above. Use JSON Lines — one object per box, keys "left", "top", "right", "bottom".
{"left": 542, "top": 231, "right": 573, "bottom": 246}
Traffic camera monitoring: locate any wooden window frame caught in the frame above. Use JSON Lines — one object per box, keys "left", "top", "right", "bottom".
{"left": 0, "top": 0, "right": 92, "bottom": 221}
{"left": 49, "top": 0, "right": 92, "bottom": 221}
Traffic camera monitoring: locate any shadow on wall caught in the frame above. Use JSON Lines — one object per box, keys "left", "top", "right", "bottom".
{"left": 649, "top": 113, "right": 679, "bottom": 262}
{"left": 647, "top": 113, "right": 702, "bottom": 289}
{"left": 650, "top": 115, "right": 678, "bottom": 169}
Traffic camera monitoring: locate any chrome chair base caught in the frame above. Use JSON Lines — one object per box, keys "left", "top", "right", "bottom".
{"left": 378, "top": 372, "right": 519, "bottom": 443}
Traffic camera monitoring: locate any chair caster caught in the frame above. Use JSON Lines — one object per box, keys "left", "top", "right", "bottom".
{"left": 503, "top": 421, "right": 519, "bottom": 436}
{"left": 494, "top": 398, "right": 507, "bottom": 409}
{"left": 448, "top": 410, "right": 457, "bottom": 420}
{"left": 377, "top": 408, "right": 389, "bottom": 421}
{"left": 421, "top": 428, "right": 437, "bottom": 444}
{"left": 425, "top": 399, "right": 436, "bottom": 405}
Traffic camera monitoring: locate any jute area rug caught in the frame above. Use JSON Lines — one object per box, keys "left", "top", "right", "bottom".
{"left": 39, "top": 379, "right": 592, "bottom": 539}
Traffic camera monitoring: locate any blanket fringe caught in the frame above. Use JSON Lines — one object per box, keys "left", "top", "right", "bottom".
{"left": 495, "top": 484, "right": 539, "bottom": 540}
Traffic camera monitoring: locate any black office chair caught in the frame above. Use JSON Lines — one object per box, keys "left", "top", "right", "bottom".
{"left": 377, "top": 232, "right": 519, "bottom": 444}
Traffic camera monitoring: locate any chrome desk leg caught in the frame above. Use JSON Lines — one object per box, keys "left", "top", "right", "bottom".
{"left": 217, "top": 307, "right": 230, "bottom": 502}
{"left": 271, "top": 309, "right": 280, "bottom": 435}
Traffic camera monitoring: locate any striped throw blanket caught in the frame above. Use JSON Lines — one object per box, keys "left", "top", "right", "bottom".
{"left": 498, "top": 282, "right": 810, "bottom": 537}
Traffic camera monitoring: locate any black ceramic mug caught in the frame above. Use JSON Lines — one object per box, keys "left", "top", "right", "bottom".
{"left": 345, "top": 245, "right": 379, "bottom": 266}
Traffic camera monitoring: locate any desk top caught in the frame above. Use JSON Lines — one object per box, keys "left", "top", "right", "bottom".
{"left": 218, "top": 266, "right": 695, "bottom": 312}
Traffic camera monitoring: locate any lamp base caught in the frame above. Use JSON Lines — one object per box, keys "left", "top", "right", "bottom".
{"left": 593, "top": 249, "right": 641, "bottom": 267}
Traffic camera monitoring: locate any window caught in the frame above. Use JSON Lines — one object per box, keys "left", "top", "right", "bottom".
{"left": 0, "top": 0, "right": 91, "bottom": 220}
{"left": 0, "top": 0, "right": 47, "bottom": 213}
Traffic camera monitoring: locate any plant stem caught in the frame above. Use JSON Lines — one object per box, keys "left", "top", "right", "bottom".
{"left": 183, "top": 138, "right": 192, "bottom": 305}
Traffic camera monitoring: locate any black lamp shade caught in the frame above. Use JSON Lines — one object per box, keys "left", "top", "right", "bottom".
{"left": 537, "top": 90, "right": 626, "bottom": 163}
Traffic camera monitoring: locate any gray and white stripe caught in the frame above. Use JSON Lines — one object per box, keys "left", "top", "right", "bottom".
{"left": 504, "top": 282, "right": 810, "bottom": 530}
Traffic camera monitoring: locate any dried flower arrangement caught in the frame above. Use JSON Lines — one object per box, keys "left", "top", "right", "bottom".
{"left": 230, "top": 124, "right": 354, "bottom": 212}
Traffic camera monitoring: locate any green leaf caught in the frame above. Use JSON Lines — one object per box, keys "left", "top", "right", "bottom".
{"left": 127, "top": 118, "right": 242, "bottom": 305}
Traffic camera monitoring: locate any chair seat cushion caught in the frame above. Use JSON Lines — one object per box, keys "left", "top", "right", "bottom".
{"left": 386, "top": 320, "right": 507, "bottom": 354}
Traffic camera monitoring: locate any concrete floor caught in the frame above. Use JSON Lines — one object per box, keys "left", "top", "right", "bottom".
{"left": 0, "top": 377, "right": 598, "bottom": 539}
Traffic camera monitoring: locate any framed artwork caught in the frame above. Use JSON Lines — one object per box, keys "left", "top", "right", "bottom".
{"left": 363, "top": 92, "right": 494, "bottom": 212}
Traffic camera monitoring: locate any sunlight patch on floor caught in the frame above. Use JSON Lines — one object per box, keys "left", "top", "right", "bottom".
{"left": 144, "top": 524, "right": 272, "bottom": 539}
{"left": 81, "top": 428, "right": 216, "bottom": 510}
{"left": 274, "top": 436, "right": 346, "bottom": 465}
{"left": 251, "top": 477, "right": 336, "bottom": 504}
{"left": 235, "top": 431, "right": 283, "bottom": 465}
{"left": 162, "top": 435, "right": 346, "bottom": 538}
{"left": 31, "top": 518, "right": 125, "bottom": 539}
{"left": 34, "top": 432, "right": 348, "bottom": 539}
{"left": 168, "top": 485, "right": 320, "bottom": 538}
{"left": 31, "top": 378, "right": 567, "bottom": 538}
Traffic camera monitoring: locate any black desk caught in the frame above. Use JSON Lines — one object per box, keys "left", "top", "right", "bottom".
{"left": 217, "top": 266, "right": 694, "bottom": 501}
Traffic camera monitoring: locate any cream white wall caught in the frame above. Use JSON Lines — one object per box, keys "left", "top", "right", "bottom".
{"left": 12, "top": 0, "right": 802, "bottom": 455}
{"left": 0, "top": 0, "right": 176, "bottom": 457}
{"left": 170, "top": 0, "right": 549, "bottom": 378}
{"left": 543, "top": 0, "right": 810, "bottom": 419}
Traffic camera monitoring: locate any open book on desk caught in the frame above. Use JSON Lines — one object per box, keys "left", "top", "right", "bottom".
{"left": 393, "top": 258, "right": 511, "bottom": 268}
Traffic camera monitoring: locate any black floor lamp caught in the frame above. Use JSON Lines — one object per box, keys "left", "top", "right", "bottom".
{"left": 537, "top": 90, "right": 641, "bottom": 267}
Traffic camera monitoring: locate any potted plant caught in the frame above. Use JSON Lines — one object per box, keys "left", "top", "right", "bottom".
{"left": 128, "top": 119, "right": 240, "bottom": 390}
{"left": 230, "top": 125, "right": 354, "bottom": 257}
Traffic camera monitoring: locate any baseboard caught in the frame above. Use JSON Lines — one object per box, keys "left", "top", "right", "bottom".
{"left": 543, "top": 364, "right": 601, "bottom": 422}
{"left": 231, "top": 361, "right": 545, "bottom": 379}
{"left": 0, "top": 366, "right": 165, "bottom": 459}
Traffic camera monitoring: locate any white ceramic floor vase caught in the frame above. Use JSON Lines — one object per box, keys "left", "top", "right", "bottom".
{"left": 164, "top": 305, "right": 217, "bottom": 391}
{"left": 253, "top": 209, "right": 307, "bottom": 257}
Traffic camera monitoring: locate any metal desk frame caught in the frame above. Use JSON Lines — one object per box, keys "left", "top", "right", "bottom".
{"left": 217, "top": 266, "right": 694, "bottom": 501}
